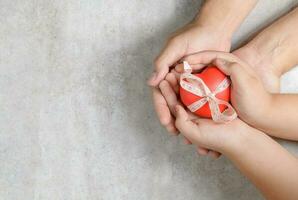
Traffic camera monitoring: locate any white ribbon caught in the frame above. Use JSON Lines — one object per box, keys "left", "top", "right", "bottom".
{"left": 180, "top": 61, "right": 237, "bottom": 123}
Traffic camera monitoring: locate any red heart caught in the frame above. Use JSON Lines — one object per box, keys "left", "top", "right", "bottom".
{"left": 179, "top": 66, "right": 230, "bottom": 118}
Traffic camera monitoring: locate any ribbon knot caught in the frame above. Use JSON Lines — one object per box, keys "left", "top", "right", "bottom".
{"left": 205, "top": 92, "right": 215, "bottom": 100}
{"left": 180, "top": 61, "right": 237, "bottom": 123}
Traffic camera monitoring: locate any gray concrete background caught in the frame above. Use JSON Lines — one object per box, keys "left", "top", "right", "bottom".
{"left": 0, "top": 0, "right": 298, "bottom": 199}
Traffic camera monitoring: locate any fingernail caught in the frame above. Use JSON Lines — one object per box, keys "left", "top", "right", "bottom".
{"left": 148, "top": 72, "right": 157, "bottom": 84}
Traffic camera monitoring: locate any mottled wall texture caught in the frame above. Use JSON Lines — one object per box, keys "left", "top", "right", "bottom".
{"left": 0, "top": 0, "right": 298, "bottom": 200}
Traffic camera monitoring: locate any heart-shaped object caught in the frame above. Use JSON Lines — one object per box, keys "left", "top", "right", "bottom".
{"left": 180, "top": 66, "right": 230, "bottom": 118}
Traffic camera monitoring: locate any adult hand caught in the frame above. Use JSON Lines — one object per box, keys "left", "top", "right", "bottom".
{"left": 148, "top": 23, "right": 231, "bottom": 86}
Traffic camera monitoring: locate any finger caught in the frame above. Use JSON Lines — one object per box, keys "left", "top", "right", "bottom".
{"left": 175, "top": 105, "right": 203, "bottom": 144}
{"left": 159, "top": 79, "right": 201, "bottom": 126}
{"left": 175, "top": 63, "right": 184, "bottom": 73}
{"left": 152, "top": 87, "right": 178, "bottom": 135}
{"left": 197, "top": 146, "right": 209, "bottom": 155}
{"left": 213, "top": 58, "right": 252, "bottom": 86}
{"left": 213, "top": 58, "right": 244, "bottom": 76}
{"left": 148, "top": 38, "right": 185, "bottom": 86}
{"left": 208, "top": 151, "right": 222, "bottom": 159}
{"left": 183, "top": 50, "right": 239, "bottom": 66}
{"left": 159, "top": 80, "right": 182, "bottom": 117}
{"left": 165, "top": 72, "right": 179, "bottom": 94}
{"left": 181, "top": 50, "right": 253, "bottom": 86}
{"left": 170, "top": 68, "right": 181, "bottom": 81}
{"left": 232, "top": 49, "right": 262, "bottom": 74}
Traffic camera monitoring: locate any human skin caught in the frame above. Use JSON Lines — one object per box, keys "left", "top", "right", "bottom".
{"left": 147, "top": 0, "right": 258, "bottom": 86}
{"left": 149, "top": 3, "right": 298, "bottom": 198}
{"left": 159, "top": 74, "right": 298, "bottom": 199}
{"left": 183, "top": 49, "right": 298, "bottom": 141}
{"left": 181, "top": 51, "right": 272, "bottom": 126}
{"left": 147, "top": 0, "right": 258, "bottom": 157}
{"left": 228, "top": 6, "right": 298, "bottom": 97}
{"left": 153, "top": 5, "right": 298, "bottom": 156}
{"left": 174, "top": 104, "right": 298, "bottom": 200}
{"left": 160, "top": 51, "right": 269, "bottom": 158}
{"left": 234, "top": 7, "right": 298, "bottom": 140}
{"left": 235, "top": 6, "right": 298, "bottom": 93}
{"left": 147, "top": 0, "right": 258, "bottom": 136}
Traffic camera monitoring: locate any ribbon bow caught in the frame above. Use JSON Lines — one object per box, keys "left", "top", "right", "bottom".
{"left": 180, "top": 61, "right": 237, "bottom": 123}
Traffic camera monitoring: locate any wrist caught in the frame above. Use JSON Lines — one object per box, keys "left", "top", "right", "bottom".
{"left": 250, "top": 93, "right": 274, "bottom": 131}
{"left": 222, "top": 121, "right": 265, "bottom": 159}
{"left": 193, "top": 2, "right": 239, "bottom": 41}
{"left": 218, "top": 119, "right": 253, "bottom": 155}
{"left": 193, "top": 18, "right": 233, "bottom": 43}
{"left": 190, "top": 22, "right": 232, "bottom": 51}
{"left": 193, "top": 1, "right": 234, "bottom": 42}
{"left": 194, "top": 0, "right": 258, "bottom": 43}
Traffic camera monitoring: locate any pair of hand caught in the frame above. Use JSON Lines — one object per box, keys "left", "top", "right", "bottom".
{"left": 159, "top": 50, "right": 271, "bottom": 157}
{"left": 148, "top": 22, "right": 274, "bottom": 158}
{"left": 148, "top": 22, "right": 230, "bottom": 137}
{"left": 148, "top": 22, "right": 231, "bottom": 157}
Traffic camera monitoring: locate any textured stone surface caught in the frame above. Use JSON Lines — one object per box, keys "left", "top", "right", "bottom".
{"left": 0, "top": 0, "right": 297, "bottom": 199}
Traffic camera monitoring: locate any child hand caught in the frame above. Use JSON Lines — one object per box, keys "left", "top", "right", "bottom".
{"left": 174, "top": 105, "right": 249, "bottom": 155}
{"left": 180, "top": 51, "right": 272, "bottom": 126}
{"left": 159, "top": 76, "right": 222, "bottom": 158}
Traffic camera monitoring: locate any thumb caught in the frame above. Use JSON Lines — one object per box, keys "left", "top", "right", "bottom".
{"left": 213, "top": 58, "right": 251, "bottom": 86}
{"left": 148, "top": 39, "right": 185, "bottom": 86}
{"left": 213, "top": 58, "right": 243, "bottom": 76}
{"left": 175, "top": 105, "right": 202, "bottom": 144}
